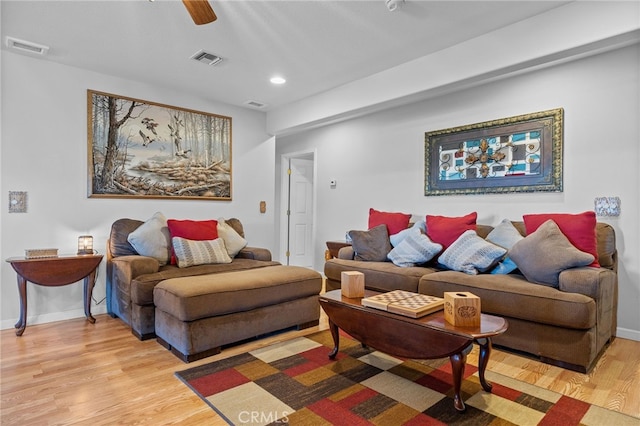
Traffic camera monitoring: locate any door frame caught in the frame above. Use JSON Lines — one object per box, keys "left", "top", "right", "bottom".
{"left": 279, "top": 149, "right": 318, "bottom": 268}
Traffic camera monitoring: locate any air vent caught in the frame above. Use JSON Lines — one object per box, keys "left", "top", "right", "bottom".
{"left": 5, "top": 36, "right": 49, "bottom": 55}
{"left": 244, "top": 100, "right": 268, "bottom": 109}
{"left": 190, "top": 49, "right": 223, "bottom": 66}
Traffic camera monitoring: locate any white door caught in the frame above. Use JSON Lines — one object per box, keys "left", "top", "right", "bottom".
{"left": 288, "top": 158, "right": 314, "bottom": 267}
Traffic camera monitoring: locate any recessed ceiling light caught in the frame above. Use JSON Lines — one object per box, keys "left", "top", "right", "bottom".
{"left": 270, "top": 76, "right": 286, "bottom": 85}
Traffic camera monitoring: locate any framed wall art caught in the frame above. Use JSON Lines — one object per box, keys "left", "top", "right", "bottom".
{"left": 87, "top": 90, "right": 232, "bottom": 200}
{"left": 424, "top": 108, "right": 563, "bottom": 196}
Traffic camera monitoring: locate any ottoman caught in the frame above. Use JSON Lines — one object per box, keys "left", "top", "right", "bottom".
{"left": 153, "top": 265, "right": 323, "bottom": 362}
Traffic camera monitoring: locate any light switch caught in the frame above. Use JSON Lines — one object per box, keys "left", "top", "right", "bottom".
{"left": 260, "top": 201, "right": 266, "bottom": 213}
{"left": 330, "top": 179, "right": 337, "bottom": 188}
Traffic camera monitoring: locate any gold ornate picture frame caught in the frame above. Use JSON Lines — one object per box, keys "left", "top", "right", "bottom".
{"left": 424, "top": 108, "right": 563, "bottom": 196}
{"left": 87, "top": 90, "right": 232, "bottom": 200}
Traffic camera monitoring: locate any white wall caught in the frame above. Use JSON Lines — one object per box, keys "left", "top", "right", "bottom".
{"left": 0, "top": 51, "right": 275, "bottom": 328}
{"left": 275, "top": 44, "right": 640, "bottom": 340}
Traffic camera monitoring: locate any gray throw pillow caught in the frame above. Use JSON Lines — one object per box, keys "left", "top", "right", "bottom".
{"left": 127, "top": 212, "right": 171, "bottom": 265}
{"left": 349, "top": 225, "right": 391, "bottom": 262}
{"left": 509, "top": 220, "right": 594, "bottom": 288}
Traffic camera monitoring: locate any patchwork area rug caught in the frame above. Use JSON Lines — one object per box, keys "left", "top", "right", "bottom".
{"left": 176, "top": 330, "right": 637, "bottom": 426}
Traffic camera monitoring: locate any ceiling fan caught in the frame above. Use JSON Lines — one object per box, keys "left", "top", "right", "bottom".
{"left": 182, "top": 0, "right": 217, "bottom": 25}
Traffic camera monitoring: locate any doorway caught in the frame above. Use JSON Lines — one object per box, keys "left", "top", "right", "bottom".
{"left": 280, "top": 151, "right": 316, "bottom": 269}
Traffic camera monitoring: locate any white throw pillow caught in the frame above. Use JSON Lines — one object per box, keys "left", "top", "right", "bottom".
{"left": 171, "top": 237, "right": 232, "bottom": 268}
{"left": 387, "top": 227, "right": 442, "bottom": 267}
{"left": 390, "top": 220, "right": 427, "bottom": 247}
{"left": 127, "top": 212, "right": 171, "bottom": 265}
{"left": 486, "top": 219, "right": 523, "bottom": 250}
{"left": 438, "top": 230, "right": 507, "bottom": 275}
{"left": 217, "top": 218, "right": 248, "bottom": 257}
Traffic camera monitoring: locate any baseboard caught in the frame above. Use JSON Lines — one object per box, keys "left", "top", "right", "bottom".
{"left": 616, "top": 326, "right": 640, "bottom": 342}
{"left": 0, "top": 306, "right": 108, "bottom": 331}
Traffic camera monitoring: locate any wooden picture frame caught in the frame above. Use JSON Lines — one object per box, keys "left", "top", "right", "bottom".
{"left": 424, "top": 108, "right": 563, "bottom": 196}
{"left": 87, "top": 90, "right": 232, "bottom": 200}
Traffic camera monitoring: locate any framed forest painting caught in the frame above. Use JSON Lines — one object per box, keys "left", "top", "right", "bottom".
{"left": 87, "top": 90, "right": 232, "bottom": 200}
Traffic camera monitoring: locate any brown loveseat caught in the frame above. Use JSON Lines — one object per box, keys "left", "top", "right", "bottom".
{"left": 325, "top": 221, "right": 617, "bottom": 373}
{"left": 107, "top": 217, "right": 322, "bottom": 362}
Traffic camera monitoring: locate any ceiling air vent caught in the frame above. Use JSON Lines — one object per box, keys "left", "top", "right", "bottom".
{"left": 190, "top": 49, "right": 223, "bottom": 66}
{"left": 244, "top": 100, "right": 268, "bottom": 109}
{"left": 5, "top": 36, "right": 49, "bottom": 55}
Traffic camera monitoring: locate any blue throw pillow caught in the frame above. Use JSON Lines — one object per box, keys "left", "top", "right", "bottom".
{"left": 490, "top": 256, "right": 518, "bottom": 274}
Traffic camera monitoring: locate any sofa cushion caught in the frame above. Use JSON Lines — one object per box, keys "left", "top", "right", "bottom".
{"left": 426, "top": 212, "right": 477, "bottom": 250}
{"left": 172, "top": 237, "right": 232, "bottom": 268}
{"left": 523, "top": 211, "right": 599, "bottom": 267}
{"left": 217, "top": 218, "right": 248, "bottom": 257}
{"left": 109, "top": 218, "right": 144, "bottom": 257}
{"left": 510, "top": 220, "right": 594, "bottom": 287}
{"left": 418, "top": 271, "right": 596, "bottom": 330}
{"left": 438, "top": 230, "right": 506, "bottom": 274}
{"left": 127, "top": 212, "right": 171, "bottom": 265}
{"left": 387, "top": 227, "right": 441, "bottom": 267}
{"left": 154, "top": 265, "right": 322, "bottom": 322}
{"left": 167, "top": 219, "right": 219, "bottom": 264}
{"left": 325, "top": 258, "right": 439, "bottom": 293}
{"left": 368, "top": 208, "right": 411, "bottom": 236}
{"left": 349, "top": 224, "right": 392, "bottom": 262}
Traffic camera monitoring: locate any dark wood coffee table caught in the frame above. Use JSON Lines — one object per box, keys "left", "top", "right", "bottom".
{"left": 319, "top": 289, "right": 508, "bottom": 411}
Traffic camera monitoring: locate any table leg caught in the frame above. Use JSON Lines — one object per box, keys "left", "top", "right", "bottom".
{"left": 15, "top": 275, "right": 27, "bottom": 336}
{"left": 83, "top": 270, "right": 97, "bottom": 324}
{"left": 328, "top": 319, "right": 340, "bottom": 359}
{"left": 449, "top": 351, "right": 467, "bottom": 412}
{"left": 476, "top": 337, "right": 493, "bottom": 392}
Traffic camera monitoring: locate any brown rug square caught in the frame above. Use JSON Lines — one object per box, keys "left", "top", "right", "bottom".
{"left": 176, "top": 330, "right": 637, "bottom": 425}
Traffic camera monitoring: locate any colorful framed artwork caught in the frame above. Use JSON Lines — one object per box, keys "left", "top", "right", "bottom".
{"left": 424, "top": 108, "right": 563, "bottom": 196}
{"left": 87, "top": 90, "right": 232, "bottom": 200}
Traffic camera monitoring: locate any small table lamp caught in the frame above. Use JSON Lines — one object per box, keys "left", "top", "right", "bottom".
{"left": 77, "top": 235, "right": 94, "bottom": 255}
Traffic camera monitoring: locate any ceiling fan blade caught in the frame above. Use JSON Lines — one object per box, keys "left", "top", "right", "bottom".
{"left": 182, "top": 0, "right": 217, "bottom": 25}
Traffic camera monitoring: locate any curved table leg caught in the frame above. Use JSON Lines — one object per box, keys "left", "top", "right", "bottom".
{"left": 449, "top": 351, "right": 467, "bottom": 411}
{"left": 328, "top": 319, "right": 340, "bottom": 359}
{"left": 15, "top": 275, "right": 27, "bottom": 336}
{"left": 476, "top": 337, "right": 493, "bottom": 392}
{"left": 83, "top": 270, "right": 97, "bottom": 324}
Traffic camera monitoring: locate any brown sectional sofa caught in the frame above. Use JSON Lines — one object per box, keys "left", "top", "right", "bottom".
{"left": 107, "top": 218, "right": 323, "bottom": 361}
{"left": 324, "top": 222, "right": 617, "bottom": 373}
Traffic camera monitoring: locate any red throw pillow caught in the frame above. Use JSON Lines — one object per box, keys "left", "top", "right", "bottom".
{"left": 167, "top": 219, "right": 219, "bottom": 264}
{"left": 523, "top": 212, "right": 599, "bottom": 267}
{"left": 368, "top": 208, "right": 411, "bottom": 236}
{"left": 426, "top": 212, "right": 477, "bottom": 250}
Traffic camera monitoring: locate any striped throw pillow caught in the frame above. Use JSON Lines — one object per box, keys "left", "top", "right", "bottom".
{"left": 438, "top": 230, "right": 507, "bottom": 274}
{"left": 172, "top": 237, "right": 232, "bottom": 268}
{"left": 387, "top": 227, "right": 442, "bottom": 267}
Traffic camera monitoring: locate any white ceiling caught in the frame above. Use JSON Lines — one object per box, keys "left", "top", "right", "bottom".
{"left": 1, "top": 0, "right": 575, "bottom": 111}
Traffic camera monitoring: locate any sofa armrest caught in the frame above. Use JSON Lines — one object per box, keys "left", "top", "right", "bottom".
{"left": 559, "top": 267, "right": 616, "bottom": 300}
{"left": 111, "top": 255, "right": 160, "bottom": 282}
{"left": 338, "top": 246, "right": 355, "bottom": 260}
{"left": 236, "top": 247, "right": 272, "bottom": 261}
{"left": 560, "top": 266, "right": 617, "bottom": 340}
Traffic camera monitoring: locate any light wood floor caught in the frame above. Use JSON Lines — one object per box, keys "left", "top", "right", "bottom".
{"left": 1, "top": 313, "right": 639, "bottom": 425}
